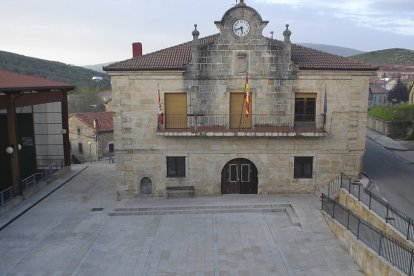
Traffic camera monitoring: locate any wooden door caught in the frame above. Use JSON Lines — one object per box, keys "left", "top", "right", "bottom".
{"left": 221, "top": 159, "right": 258, "bottom": 194}
{"left": 165, "top": 93, "right": 187, "bottom": 129}
{"left": 229, "top": 93, "right": 252, "bottom": 129}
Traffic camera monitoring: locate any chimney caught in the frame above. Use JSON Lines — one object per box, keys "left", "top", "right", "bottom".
{"left": 132, "top": 42, "right": 142, "bottom": 58}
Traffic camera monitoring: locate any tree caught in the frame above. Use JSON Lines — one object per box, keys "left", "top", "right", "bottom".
{"left": 387, "top": 75, "right": 409, "bottom": 103}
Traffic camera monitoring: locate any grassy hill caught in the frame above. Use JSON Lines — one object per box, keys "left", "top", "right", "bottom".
{"left": 298, "top": 43, "right": 364, "bottom": 57}
{"left": 0, "top": 51, "right": 110, "bottom": 93}
{"left": 351, "top": 48, "right": 414, "bottom": 65}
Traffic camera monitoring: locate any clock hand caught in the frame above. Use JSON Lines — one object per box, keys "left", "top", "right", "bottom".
{"left": 234, "top": 26, "right": 244, "bottom": 35}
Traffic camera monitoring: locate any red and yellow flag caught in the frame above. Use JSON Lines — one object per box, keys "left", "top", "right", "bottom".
{"left": 243, "top": 74, "right": 250, "bottom": 117}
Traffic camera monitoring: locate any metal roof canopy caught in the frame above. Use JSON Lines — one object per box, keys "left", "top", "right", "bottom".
{"left": 0, "top": 70, "right": 74, "bottom": 196}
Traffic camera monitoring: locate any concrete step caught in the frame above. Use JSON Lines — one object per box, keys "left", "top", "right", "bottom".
{"left": 108, "top": 204, "right": 301, "bottom": 227}
{"left": 112, "top": 204, "right": 290, "bottom": 214}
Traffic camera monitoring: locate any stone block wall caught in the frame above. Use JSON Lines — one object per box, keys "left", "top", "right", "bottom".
{"left": 324, "top": 215, "right": 405, "bottom": 276}
{"left": 339, "top": 189, "right": 413, "bottom": 249}
{"left": 109, "top": 68, "right": 371, "bottom": 198}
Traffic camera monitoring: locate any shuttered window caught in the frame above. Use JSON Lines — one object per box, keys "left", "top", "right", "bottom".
{"left": 229, "top": 93, "right": 252, "bottom": 129}
{"left": 165, "top": 93, "right": 187, "bottom": 129}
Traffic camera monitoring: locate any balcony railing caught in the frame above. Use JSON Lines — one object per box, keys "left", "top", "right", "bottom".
{"left": 158, "top": 114, "right": 327, "bottom": 137}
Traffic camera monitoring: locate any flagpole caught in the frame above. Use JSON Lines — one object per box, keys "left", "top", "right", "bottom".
{"left": 323, "top": 83, "right": 327, "bottom": 130}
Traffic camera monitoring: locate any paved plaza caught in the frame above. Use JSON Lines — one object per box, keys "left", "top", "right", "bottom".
{"left": 0, "top": 163, "right": 363, "bottom": 275}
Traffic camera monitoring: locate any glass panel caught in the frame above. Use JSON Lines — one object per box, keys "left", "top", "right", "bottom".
{"left": 167, "top": 157, "right": 185, "bottom": 177}
{"left": 241, "top": 164, "right": 250, "bottom": 182}
{"left": 229, "top": 164, "right": 238, "bottom": 182}
{"left": 303, "top": 162, "right": 313, "bottom": 178}
{"left": 294, "top": 157, "right": 313, "bottom": 178}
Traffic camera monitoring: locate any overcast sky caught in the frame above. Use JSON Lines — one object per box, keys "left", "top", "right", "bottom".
{"left": 1, "top": 0, "right": 413, "bottom": 66}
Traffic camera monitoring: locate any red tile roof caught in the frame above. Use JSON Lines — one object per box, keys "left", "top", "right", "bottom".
{"left": 70, "top": 112, "right": 114, "bottom": 132}
{"left": 104, "top": 34, "right": 377, "bottom": 72}
{"left": 0, "top": 70, "right": 74, "bottom": 93}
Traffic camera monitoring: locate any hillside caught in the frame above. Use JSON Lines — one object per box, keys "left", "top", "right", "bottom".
{"left": 351, "top": 48, "right": 414, "bottom": 65}
{"left": 297, "top": 43, "right": 364, "bottom": 57}
{"left": 83, "top": 62, "right": 113, "bottom": 73}
{"left": 0, "top": 51, "right": 110, "bottom": 92}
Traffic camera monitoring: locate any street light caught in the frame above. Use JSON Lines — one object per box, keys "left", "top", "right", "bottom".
{"left": 88, "top": 141, "right": 92, "bottom": 163}
{"left": 91, "top": 104, "right": 99, "bottom": 162}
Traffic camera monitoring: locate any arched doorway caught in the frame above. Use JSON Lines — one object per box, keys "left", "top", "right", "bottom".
{"left": 140, "top": 177, "right": 152, "bottom": 195}
{"left": 221, "top": 158, "right": 258, "bottom": 194}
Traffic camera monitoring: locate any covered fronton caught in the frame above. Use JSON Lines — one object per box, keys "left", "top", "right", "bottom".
{"left": 0, "top": 70, "right": 74, "bottom": 93}
{"left": 104, "top": 34, "right": 377, "bottom": 72}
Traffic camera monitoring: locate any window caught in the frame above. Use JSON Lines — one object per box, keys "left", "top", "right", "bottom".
{"left": 78, "top": 143, "right": 83, "bottom": 154}
{"left": 295, "top": 93, "right": 316, "bottom": 123}
{"left": 229, "top": 164, "right": 238, "bottom": 182}
{"left": 108, "top": 143, "right": 114, "bottom": 153}
{"left": 241, "top": 164, "right": 251, "bottom": 182}
{"left": 167, "top": 157, "right": 186, "bottom": 177}
{"left": 77, "top": 127, "right": 81, "bottom": 135}
{"left": 294, "top": 157, "right": 313, "bottom": 178}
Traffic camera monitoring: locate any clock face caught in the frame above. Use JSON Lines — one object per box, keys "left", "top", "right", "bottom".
{"left": 232, "top": 19, "right": 250, "bottom": 37}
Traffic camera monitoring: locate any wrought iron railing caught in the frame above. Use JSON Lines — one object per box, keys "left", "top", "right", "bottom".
{"left": 162, "top": 113, "right": 324, "bottom": 131}
{"left": 322, "top": 194, "right": 414, "bottom": 275}
{"left": 326, "top": 173, "right": 414, "bottom": 243}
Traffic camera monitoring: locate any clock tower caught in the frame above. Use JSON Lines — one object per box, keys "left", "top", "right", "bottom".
{"left": 214, "top": 0, "right": 269, "bottom": 43}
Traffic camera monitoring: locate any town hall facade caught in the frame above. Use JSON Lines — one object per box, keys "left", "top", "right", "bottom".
{"left": 104, "top": 0, "right": 377, "bottom": 198}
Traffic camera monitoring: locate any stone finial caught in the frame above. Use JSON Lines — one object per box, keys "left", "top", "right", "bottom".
{"left": 192, "top": 24, "right": 200, "bottom": 38}
{"left": 270, "top": 31, "right": 274, "bottom": 39}
{"left": 283, "top": 24, "right": 291, "bottom": 43}
{"left": 238, "top": 0, "right": 246, "bottom": 6}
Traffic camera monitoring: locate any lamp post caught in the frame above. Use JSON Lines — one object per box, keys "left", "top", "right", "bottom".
{"left": 91, "top": 104, "right": 99, "bottom": 162}
{"left": 88, "top": 141, "right": 92, "bottom": 163}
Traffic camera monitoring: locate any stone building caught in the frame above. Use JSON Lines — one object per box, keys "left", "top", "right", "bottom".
{"left": 69, "top": 112, "right": 114, "bottom": 163}
{"left": 104, "top": 0, "right": 377, "bottom": 198}
{"left": 368, "top": 84, "right": 389, "bottom": 107}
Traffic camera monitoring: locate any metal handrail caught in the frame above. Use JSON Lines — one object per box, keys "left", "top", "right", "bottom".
{"left": 322, "top": 194, "right": 414, "bottom": 275}
{"left": 327, "top": 172, "right": 414, "bottom": 243}
{"left": 21, "top": 173, "right": 44, "bottom": 191}
{"left": 0, "top": 159, "right": 65, "bottom": 207}
{"left": 0, "top": 186, "right": 14, "bottom": 206}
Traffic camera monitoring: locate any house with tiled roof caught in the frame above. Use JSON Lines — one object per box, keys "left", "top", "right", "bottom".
{"left": 369, "top": 84, "right": 389, "bottom": 107}
{"left": 69, "top": 112, "right": 114, "bottom": 163}
{"left": 104, "top": 0, "right": 377, "bottom": 198}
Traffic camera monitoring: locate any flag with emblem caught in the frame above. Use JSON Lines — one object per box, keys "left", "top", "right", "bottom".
{"left": 243, "top": 74, "right": 250, "bottom": 117}
{"left": 157, "top": 83, "right": 164, "bottom": 127}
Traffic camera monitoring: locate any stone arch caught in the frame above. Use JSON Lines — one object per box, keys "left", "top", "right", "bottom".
{"left": 139, "top": 176, "right": 153, "bottom": 195}
{"left": 221, "top": 158, "right": 258, "bottom": 194}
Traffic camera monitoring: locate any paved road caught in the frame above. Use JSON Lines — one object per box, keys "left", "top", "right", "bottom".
{"left": 0, "top": 163, "right": 363, "bottom": 276}
{"left": 363, "top": 138, "right": 414, "bottom": 217}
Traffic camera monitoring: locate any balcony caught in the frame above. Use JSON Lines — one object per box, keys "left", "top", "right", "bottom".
{"left": 157, "top": 114, "right": 328, "bottom": 137}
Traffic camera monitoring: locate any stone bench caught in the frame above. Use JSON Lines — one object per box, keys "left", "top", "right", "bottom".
{"left": 166, "top": 186, "right": 195, "bottom": 198}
